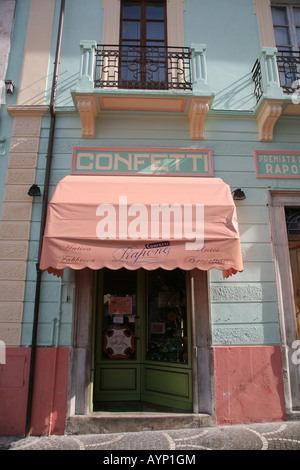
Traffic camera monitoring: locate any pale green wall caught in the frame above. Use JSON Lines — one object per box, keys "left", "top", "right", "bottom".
{"left": 45, "top": 0, "right": 104, "bottom": 107}
{"left": 47, "top": 0, "right": 262, "bottom": 111}
{"left": 184, "top": 0, "right": 261, "bottom": 111}
{"left": 22, "top": 109, "right": 300, "bottom": 347}
{"left": 19, "top": 0, "right": 300, "bottom": 347}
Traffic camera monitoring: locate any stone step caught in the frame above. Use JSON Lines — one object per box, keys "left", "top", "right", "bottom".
{"left": 66, "top": 413, "right": 214, "bottom": 435}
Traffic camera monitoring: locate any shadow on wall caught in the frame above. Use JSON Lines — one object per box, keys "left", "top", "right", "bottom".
{"left": 13, "top": 71, "right": 79, "bottom": 107}
{"left": 212, "top": 72, "right": 255, "bottom": 111}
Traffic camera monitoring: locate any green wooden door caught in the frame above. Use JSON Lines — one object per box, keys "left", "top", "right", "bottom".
{"left": 93, "top": 268, "right": 193, "bottom": 412}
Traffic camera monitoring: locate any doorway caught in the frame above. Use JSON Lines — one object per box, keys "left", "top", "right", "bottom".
{"left": 93, "top": 268, "right": 193, "bottom": 412}
{"left": 119, "top": 0, "right": 168, "bottom": 89}
{"left": 286, "top": 207, "right": 300, "bottom": 339}
{"left": 267, "top": 190, "right": 300, "bottom": 415}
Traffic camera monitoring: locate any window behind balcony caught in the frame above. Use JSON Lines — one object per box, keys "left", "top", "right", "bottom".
{"left": 271, "top": 3, "right": 300, "bottom": 91}
{"left": 272, "top": 5, "right": 300, "bottom": 51}
{"left": 120, "top": 0, "right": 167, "bottom": 88}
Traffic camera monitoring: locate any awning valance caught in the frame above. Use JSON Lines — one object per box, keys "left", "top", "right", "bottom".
{"left": 39, "top": 175, "right": 243, "bottom": 278}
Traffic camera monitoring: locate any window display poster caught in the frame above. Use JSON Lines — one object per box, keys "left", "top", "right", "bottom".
{"left": 108, "top": 297, "right": 132, "bottom": 315}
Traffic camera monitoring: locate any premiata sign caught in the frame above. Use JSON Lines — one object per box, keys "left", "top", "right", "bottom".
{"left": 71, "top": 146, "right": 214, "bottom": 177}
{"left": 254, "top": 150, "right": 300, "bottom": 178}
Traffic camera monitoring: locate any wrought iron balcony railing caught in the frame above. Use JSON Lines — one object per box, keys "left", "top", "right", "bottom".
{"left": 251, "top": 59, "right": 263, "bottom": 103}
{"left": 252, "top": 48, "right": 300, "bottom": 103}
{"left": 94, "top": 44, "right": 192, "bottom": 91}
{"left": 276, "top": 50, "right": 300, "bottom": 94}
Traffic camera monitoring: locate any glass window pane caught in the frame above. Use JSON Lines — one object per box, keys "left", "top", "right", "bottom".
{"left": 286, "top": 208, "right": 300, "bottom": 235}
{"left": 123, "top": 20, "right": 140, "bottom": 40}
{"left": 274, "top": 26, "right": 291, "bottom": 47}
{"left": 122, "top": 40, "right": 140, "bottom": 47}
{"left": 146, "top": 21, "right": 164, "bottom": 41}
{"left": 123, "top": 2, "right": 140, "bottom": 19}
{"left": 146, "top": 41, "right": 165, "bottom": 48}
{"left": 272, "top": 7, "right": 288, "bottom": 26}
{"left": 147, "top": 269, "right": 188, "bottom": 363}
{"left": 147, "top": 3, "right": 164, "bottom": 20}
{"left": 294, "top": 8, "right": 300, "bottom": 26}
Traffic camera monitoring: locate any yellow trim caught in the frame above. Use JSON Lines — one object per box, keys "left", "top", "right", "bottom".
{"left": 253, "top": 0, "right": 276, "bottom": 47}
{"left": 101, "top": 0, "right": 185, "bottom": 46}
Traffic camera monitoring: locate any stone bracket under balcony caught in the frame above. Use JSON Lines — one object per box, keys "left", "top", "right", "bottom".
{"left": 252, "top": 47, "right": 300, "bottom": 141}
{"left": 71, "top": 41, "right": 215, "bottom": 140}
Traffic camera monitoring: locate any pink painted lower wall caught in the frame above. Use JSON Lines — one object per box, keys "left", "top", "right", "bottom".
{"left": 0, "top": 347, "right": 69, "bottom": 436}
{"left": 214, "top": 345, "right": 287, "bottom": 425}
{"left": 0, "top": 344, "right": 288, "bottom": 435}
{"left": 0, "top": 347, "right": 31, "bottom": 436}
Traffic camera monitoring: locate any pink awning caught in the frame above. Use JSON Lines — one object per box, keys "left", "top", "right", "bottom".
{"left": 39, "top": 175, "right": 243, "bottom": 278}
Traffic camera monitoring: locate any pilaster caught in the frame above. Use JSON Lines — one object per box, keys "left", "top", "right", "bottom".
{"left": 0, "top": 105, "right": 47, "bottom": 346}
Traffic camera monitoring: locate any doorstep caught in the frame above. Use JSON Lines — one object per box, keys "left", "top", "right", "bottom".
{"left": 65, "top": 412, "right": 215, "bottom": 435}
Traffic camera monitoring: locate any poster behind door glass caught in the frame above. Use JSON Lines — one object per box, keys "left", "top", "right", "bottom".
{"left": 102, "top": 269, "right": 137, "bottom": 359}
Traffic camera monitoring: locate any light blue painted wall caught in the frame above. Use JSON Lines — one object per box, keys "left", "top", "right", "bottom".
{"left": 21, "top": 109, "right": 300, "bottom": 347}
{"left": 184, "top": 0, "right": 261, "bottom": 111}
{"left": 20, "top": 0, "right": 300, "bottom": 347}
{"left": 45, "top": 0, "right": 104, "bottom": 108}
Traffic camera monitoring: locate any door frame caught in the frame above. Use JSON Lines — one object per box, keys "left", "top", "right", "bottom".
{"left": 119, "top": 0, "right": 168, "bottom": 89}
{"left": 93, "top": 268, "right": 142, "bottom": 405}
{"left": 66, "top": 268, "right": 215, "bottom": 418}
{"left": 267, "top": 189, "right": 300, "bottom": 414}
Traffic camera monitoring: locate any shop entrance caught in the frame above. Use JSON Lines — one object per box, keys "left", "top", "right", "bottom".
{"left": 286, "top": 207, "right": 300, "bottom": 339}
{"left": 93, "top": 268, "right": 193, "bottom": 412}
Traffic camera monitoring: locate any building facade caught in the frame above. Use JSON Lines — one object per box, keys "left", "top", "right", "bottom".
{"left": 0, "top": 0, "right": 300, "bottom": 436}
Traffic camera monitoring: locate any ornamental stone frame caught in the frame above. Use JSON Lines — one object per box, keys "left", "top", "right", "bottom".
{"left": 267, "top": 189, "right": 300, "bottom": 416}
{"left": 66, "top": 268, "right": 215, "bottom": 426}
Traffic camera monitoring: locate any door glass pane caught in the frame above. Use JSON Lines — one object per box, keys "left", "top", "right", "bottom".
{"left": 102, "top": 269, "right": 137, "bottom": 360}
{"left": 294, "top": 8, "right": 300, "bottom": 26}
{"left": 146, "top": 269, "right": 188, "bottom": 363}
{"left": 274, "top": 26, "right": 291, "bottom": 47}
{"left": 146, "top": 21, "right": 165, "bottom": 40}
{"left": 123, "top": 20, "right": 140, "bottom": 40}
{"left": 123, "top": 2, "right": 141, "bottom": 19}
{"left": 147, "top": 3, "right": 164, "bottom": 20}
{"left": 272, "top": 7, "right": 288, "bottom": 26}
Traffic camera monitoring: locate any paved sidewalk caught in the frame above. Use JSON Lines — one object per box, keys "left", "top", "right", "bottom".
{"left": 1, "top": 420, "right": 300, "bottom": 451}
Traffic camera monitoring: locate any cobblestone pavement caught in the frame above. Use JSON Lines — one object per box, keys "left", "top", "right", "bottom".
{"left": 1, "top": 420, "right": 300, "bottom": 451}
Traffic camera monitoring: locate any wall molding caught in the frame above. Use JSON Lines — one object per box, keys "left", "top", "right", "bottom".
{"left": 267, "top": 189, "right": 300, "bottom": 413}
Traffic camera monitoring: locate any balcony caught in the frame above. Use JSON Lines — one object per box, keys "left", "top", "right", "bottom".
{"left": 71, "top": 41, "right": 215, "bottom": 139}
{"left": 94, "top": 44, "right": 192, "bottom": 91}
{"left": 276, "top": 50, "right": 300, "bottom": 95}
{"left": 252, "top": 47, "right": 300, "bottom": 141}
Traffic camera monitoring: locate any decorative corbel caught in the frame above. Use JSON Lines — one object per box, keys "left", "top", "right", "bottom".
{"left": 188, "top": 98, "right": 210, "bottom": 140}
{"left": 256, "top": 99, "right": 283, "bottom": 141}
{"left": 76, "top": 96, "right": 97, "bottom": 138}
